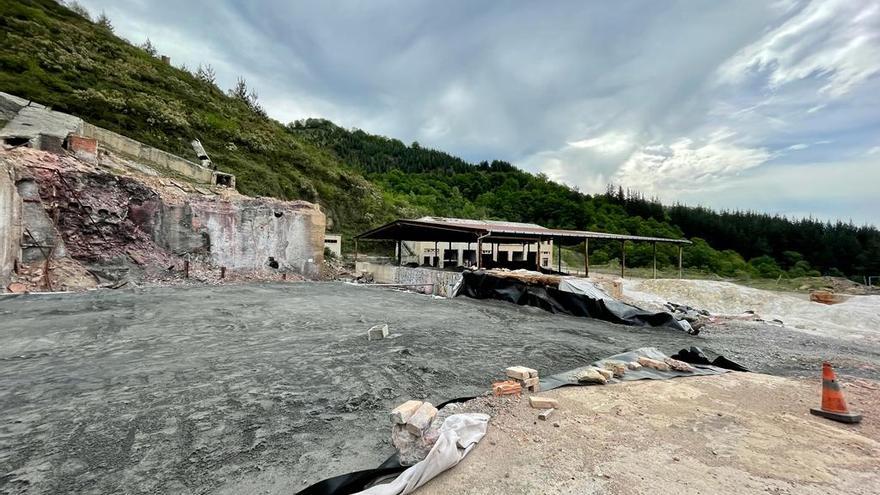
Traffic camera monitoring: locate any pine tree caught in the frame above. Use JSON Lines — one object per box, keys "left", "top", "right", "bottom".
{"left": 196, "top": 64, "right": 217, "bottom": 85}
{"left": 140, "top": 38, "right": 157, "bottom": 56}
{"left": 96, "top": 11, "right": 113, "bottom": 32}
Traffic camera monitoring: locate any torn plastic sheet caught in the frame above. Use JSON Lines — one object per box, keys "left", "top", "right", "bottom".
{"left": 539, "top": 346, "right": 736, "bottom": 391}
{"left": 455, "top": 271, "right": 691, "bottom": 333}
{"left": 297, "top": 347, "right": 747, "bottom": 495}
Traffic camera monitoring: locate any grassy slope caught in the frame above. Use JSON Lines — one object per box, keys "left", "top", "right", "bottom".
{"left": 0, "top": 0, "right": 393, "bottom": 236}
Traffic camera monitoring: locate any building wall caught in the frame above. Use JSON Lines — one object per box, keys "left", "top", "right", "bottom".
{"left": 324, "top": 234, "right": 342, "bottom": 257}
{"left": 152, "top": 198, "right": 326, "bottom": 277}
{"left": 355, "top": 261, "right": 463, "bottom": 297}
{"left": 401, "top": 240, "right": 554, "bottom": 268}
{"left": 0, "top": 159, "right": 22, "bottom": 286}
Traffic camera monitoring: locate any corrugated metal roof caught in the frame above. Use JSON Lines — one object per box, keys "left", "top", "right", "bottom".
{"left": 358, "top": 217, "right": 691, "bottom": 244}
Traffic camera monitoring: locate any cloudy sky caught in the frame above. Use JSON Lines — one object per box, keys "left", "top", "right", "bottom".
{"left": 78, "top": 0, "right": 880, "bottom": 225}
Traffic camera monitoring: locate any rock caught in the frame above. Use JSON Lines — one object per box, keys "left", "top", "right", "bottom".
{"left": 626, "top": 361, "right": 642, "bottom": 370}
{"left": 389, "top": 400, "right": 423, "bottom": 424}
{"left": 595, "top": 367, "right": 614, "bottom": 380}
{"left": 405, "top": 402, "right": 437, "bottom": 436}
{"left": 367, "top": 324, "right": 389, "bottom": 341}
{"left": 529, "top": 396, "right": 559, "bottom": 409}
{"left": 602, "top": 361, "right": 627, "bottom": 378}
{"left": 391, "top": 424, "right": 435, "bottom": 466}
{"left": 637, "top": 356, "right": 670, "bottom": 371}
{"left": 6, "top": 282, "right": 28, "bottom": 293}
{"left": 574, "top": 367, "right": 607, "bottom": 384}
{"left": 538, "top": 408, "right": 555, "bottom": 421}
{"left": 663, "top": 357, "right": 696, "bottom": 373}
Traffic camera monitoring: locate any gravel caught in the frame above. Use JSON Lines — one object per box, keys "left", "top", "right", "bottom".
{"left": 1, "top": 281, "right": 877, "bottom": 494}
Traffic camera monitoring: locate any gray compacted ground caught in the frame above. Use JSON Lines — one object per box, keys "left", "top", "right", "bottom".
{"left": 1, "top": 282, "right": 878, "bottom": 494}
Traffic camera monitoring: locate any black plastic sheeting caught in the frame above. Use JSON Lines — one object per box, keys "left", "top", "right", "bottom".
{"left": 456, "top": 271, "right": 690, "bottom": 332}
{"left": 296, "top": 347, "right": 747, "bottom": 495}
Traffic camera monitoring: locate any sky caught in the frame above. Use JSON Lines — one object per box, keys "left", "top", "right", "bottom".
{"left": 77, "top": 0, "right": 880, "bottom": 226}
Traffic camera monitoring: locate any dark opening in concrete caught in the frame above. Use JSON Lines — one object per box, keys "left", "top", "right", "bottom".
{"left": 214, "top": 173, "right": 234, "bottom": 187}
{"left": 3, "top": 137, "right": 30, "bottom": 147}
{"left": 267, "top": 257, "right": 279, "bottom": 269}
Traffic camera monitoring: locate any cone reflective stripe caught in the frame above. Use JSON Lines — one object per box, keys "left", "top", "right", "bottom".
{"left": 809, "top": 361, "right": 862, "bottom": 424}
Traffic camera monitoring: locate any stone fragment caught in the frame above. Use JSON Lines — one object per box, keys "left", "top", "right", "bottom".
{"left": 520, "top": 377, "right": 540, "bottom": 388}
{"left": 390, "top": 400, "right": 423, "bottom": 425}
{"left": 391, "top": 424, "right": 434, "bottom": 466}
{"left": 6, "top": 282, "right": 27, "bottom": 293}
{"left": 602, "top": 361, "right": 627, "bottom": 378}
{"left": 529, "top": 396, "right": 559, "bottom": 409}
{"left": 506, "top": 366, "right": 537, "bottom": 380}
{"left": 367, "top": 324, "right": 389, "bottom": 341}
{"left": 664, "top": 357, "right": 696, "bottom": 373}
{"left": 626, "top": 361, "right": 642, "bottom": 370}
{"left": 538, "top": 408, "right": 555, "bottom": 421}
{"left": 405, "top": 402, "right": 437, "bottom": 436}
{"left": 574, "top": 367, "right": 607, "bottom": 384}
{"left": 595, "top": 367, "right": 614, "bottom": 380}
{"left": 638, "top": 356, "right": 671, "bottom": 371}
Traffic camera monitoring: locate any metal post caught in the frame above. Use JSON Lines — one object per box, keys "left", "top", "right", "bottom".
{"left": 678, "top": 245, "right": 683, "bottom": 279}
{"left": 220, "top": 266, "right": 226, "bottom": 279}
{"left": 477, "top": 239, "right": 483, "bottom": 269}
{"left": 448, "top": 241, "right": 452, "bottom": 267}
{"left": 584, "top": 238, "right": 590, "bottom": 278}
{"left": 557, "top": 240, "right": 562, "bottom": 273}
{"left": 620, "top": 240, "right": 625, "bottom": 279}
{"left": 397, "top": 240, "right": 402, "bottom": 266}
{"left": 434, "top": 241, "right": 438, "bottom": 267}
{"left": 184, "top": 259, "right": 190, "bottom": 279}
{"left": 652, "top": 242, "right": 657, "bottom": 279}
{"left": 354, "top": 238, "right": 359, "bottom": 264}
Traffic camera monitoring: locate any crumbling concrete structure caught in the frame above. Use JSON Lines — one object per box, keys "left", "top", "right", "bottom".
{"left": 0, "top": 92, "right": 326, "bottom": 291}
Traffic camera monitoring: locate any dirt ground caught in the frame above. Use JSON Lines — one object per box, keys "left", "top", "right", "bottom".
{"left": 420, "top": 373, "right": 880, "bottom": 495}
{"left": 1, "top": 282, "right": 879, "bottom": 494}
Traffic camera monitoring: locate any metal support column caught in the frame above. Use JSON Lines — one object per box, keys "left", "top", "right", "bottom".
{"left": 652, "top": 242, "right": 657, "bottom": 279}
{"left": 434, "top": 241, "right": 439, "bottom": 267}
{"left": 397, "top": 240, "right": 402, "bottom": 266}
{"left": 557, "top": 240, "right": 562, "bottom": 273}
{"left": 620, "top": 240, "right": 626, "bottom": 279}
{"left": 678, "top": 245, "right": 683, "bottom": 279}
{"left": 584, "top": 238, "right": 590, "bottom": 278}
{"left": 477, "top": 239, "right": 483, "bottom": 269}
{"left": 536, "top": 238, "right": 541, "bottom": 271}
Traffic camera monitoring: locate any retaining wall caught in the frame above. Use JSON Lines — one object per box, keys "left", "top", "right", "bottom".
{"left": 81, "top": 123, "right": 215, "bottom": 184}
{"left": 355, "top": 261, "right": 463, "bottom": 297}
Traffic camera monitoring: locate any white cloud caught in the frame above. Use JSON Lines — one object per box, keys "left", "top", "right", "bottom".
{"left": 718, "top": 0, "right": 880, "bottom": 97}
{"left": 613, "top": 133, "right": 772, "bottom": 195}
{"left": 787, "top": 143, "right": 809, "bottom": 151}
{"left": 567, "top": 131, "right": 634, "bottom": 155}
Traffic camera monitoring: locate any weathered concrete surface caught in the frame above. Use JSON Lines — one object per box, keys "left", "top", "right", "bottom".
{"left": 0, "top": 158, "right": 22, "bottom": 286}
{"left": 2, "top": 147, "right": 324, "bottom": 281}
{"left": 156, "top": 197, "right": 325, "bottom": 276}
{"left": 0, "top": 282, "right": 878, "bottom": 494}
{"left": 0, "top": 93, "right": 83, "bottom": 149}
{"left": 80, "top": 123, "right": 216, "bottom": 184}
{"left": 356, "top": 261, "right": 463, "bottom": 297}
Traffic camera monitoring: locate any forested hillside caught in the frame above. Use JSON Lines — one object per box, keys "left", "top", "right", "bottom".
{"left": 2, "top": 0, "right": 878, "bottom": 278}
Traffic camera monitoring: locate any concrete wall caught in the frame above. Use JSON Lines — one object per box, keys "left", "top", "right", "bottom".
{"left": 355, "top": 261, "right": 463, "bottom": 297}
{"left": 153, "top": 198, "right": 326, "bottom": 277}
{"left": 81, "top": 123, "right": 216, "bottom": 184}
{"left": 324, "top": 234, "right": 342, "bottom": 258}
{"left": 0, "top": 159, "right": 22, "bottom": 286}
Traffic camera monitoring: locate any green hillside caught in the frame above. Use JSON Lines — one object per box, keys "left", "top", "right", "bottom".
{"left": 2, "top": 0, "right": 878, "bottom": 278}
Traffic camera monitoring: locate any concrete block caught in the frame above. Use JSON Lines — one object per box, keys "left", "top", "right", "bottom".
{"left": 529, "top": 396, "right": 559, "bottom": 409}
{"left": 538, "top": 408, "right": 555, "bottom": 421}
{"left": 405, "top": 402, "right": 437, "bottom": 436}
{"left": 574, "top": 368, "right": 607, "bottom": 384}
{"left": 390, "top": 400, "right": 423, "bottom": 425}
{"left": 367, "top": 324, "right": 389, "bottom": 341}
{"left": 506, "top": 366, "right": 537, "bottom": 380}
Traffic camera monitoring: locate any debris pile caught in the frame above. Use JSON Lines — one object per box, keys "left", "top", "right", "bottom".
{"left": 388, "top": 400, "right": 467, "bottom": 466}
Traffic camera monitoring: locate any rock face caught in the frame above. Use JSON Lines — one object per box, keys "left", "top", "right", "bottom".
{"left": 0, "top": 147, "right": 325, "bottom": 289}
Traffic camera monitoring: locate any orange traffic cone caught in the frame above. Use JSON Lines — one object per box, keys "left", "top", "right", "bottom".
{"left": 809, "top": 361, "right": 862, "bottom": 424}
